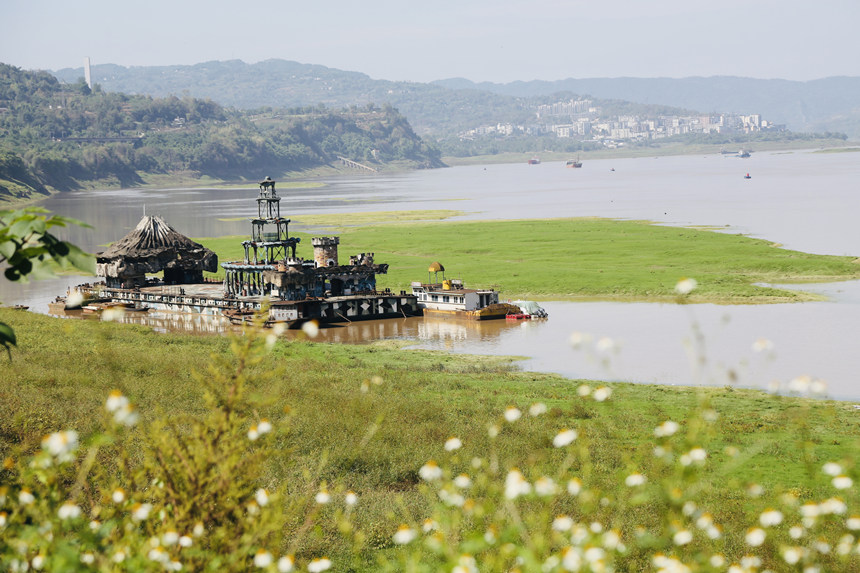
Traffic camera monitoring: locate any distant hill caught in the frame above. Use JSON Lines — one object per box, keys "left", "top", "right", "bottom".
{"left": 51, "top": 61, "right": 688, "bottom": 137}
{"left": 53, "top": 60, "right": 860, "bottom": 138}
{"left": 0, "top": 63, "right": 441, "bottom": 201}
{"left": 432, "top": 76, "right": 860, "bottom": 137}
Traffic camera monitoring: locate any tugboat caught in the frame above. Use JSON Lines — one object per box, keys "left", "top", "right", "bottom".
{"left": 528, "top": 157, "right": 541, "bottom": 165}
{"left": 411, "top": 262, "right": 521, "bottom": 320}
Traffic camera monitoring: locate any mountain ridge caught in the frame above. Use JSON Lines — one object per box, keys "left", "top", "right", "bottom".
{"left": 52, "top": 60, "right": 860, "bottom": 137}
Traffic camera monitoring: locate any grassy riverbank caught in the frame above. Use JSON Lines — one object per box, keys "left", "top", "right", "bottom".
{"left": 199, "top": 216, "right": 860, "bottom": 303}
{"left": 2, "top": 308, "right": 859, "bottom": 569}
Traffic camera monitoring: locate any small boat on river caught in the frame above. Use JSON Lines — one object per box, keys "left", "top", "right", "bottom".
{"left": 412, "top": 262, "right": 521, "bottom": 320}
{"left": 566, "top": 156, "right": 583, "bottom": 168}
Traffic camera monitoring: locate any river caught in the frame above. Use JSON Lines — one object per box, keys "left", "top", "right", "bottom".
{"left": 3, "top": 149, "right": 860, "bottom": 398}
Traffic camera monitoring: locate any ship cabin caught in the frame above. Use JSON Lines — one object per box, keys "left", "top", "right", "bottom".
{"left": 411, "top": 279, "right": 500, "bottom": 312}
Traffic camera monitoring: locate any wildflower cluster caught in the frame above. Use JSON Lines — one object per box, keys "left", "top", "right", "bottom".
{"left": 0, "top": 334, "right": 359, "bottom": 572}
{"left": 383, "top": 385, "right": 860, "bottom": 572}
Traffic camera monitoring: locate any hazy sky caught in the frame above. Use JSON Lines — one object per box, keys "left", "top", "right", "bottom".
{"left": 3, "top": 0, "right": 858, "bottom": 83}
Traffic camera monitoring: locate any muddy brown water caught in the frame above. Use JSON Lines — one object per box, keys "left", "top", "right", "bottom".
{"left": 4, "top": 150, "right": 860, "bottom": 398}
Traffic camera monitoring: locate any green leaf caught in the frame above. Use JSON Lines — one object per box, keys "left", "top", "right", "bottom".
{"left": 63, "top": 244, "right": 97, "bottom": 275}
{"left": 0, "top": 321, "right": 17, "bottom": 352}
{"left": 0, "top": 240, "right": 16, "bottom": 260}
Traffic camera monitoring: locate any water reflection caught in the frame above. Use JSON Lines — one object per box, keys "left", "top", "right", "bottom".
{"left": 5, "top": 151, "right": 860, "bottom": 398}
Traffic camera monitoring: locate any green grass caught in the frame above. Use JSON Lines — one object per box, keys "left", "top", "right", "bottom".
{"left": 289, "top": 209, "right": 465, "bottom": 228}
{"left": 2, "top": 308, "right": 859, "bottom": 568}
{"left": 198, "top": 217, "right": 860, "bottom": 303}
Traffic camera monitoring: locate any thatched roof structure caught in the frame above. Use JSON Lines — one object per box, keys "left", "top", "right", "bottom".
{"left": 96, "top": 216, "right": 217, "bottom": 284}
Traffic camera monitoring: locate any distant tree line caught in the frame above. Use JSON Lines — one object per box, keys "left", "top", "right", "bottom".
{"left": 0, "top": 64, "right": 442, "bottom": 200}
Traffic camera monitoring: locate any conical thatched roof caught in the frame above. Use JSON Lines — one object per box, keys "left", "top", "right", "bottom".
{"left": 97, "top": 216, "right": 218, "bottom": 279}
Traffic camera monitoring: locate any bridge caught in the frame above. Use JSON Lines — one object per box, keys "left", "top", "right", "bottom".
{"left": 337, "top": 156, "right": 378, "bottom": 173}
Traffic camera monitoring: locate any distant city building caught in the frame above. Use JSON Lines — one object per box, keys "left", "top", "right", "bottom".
{"left": 458, "top": 98, "right": 783, "bottom": 143}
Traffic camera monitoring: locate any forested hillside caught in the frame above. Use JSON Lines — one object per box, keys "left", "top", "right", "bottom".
{"left": 54, "top": 59, "right": 860, "bottom": 138}
{"left": 0, "top": 63, "right": 442, "bottom": 201}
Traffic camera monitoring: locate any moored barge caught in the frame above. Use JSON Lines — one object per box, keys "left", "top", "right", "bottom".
{"left": 56, "top": 178, "right": 419, "bottom": 326}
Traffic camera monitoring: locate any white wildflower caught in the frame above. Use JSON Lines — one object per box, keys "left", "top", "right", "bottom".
{"left": 419, "top": 461, "right": 443, "bottom": 481}
{"left": 534, "top": 476, "right": 558, "bottom": 496}
{"left": 593, "top": 386, "right": 612, "bottom": 401}
{"left": 105, "top": 390, "right": 129, "bottom": 412}
{"left": 654, "top": 420, "right": 680, "bottom": 437}
{"left": 255, "top": 488, "right": 269, "bottom": 507}
{"left": 760, "top": 509, "right": 784, "bottom": 527}
{"left": 823, "top": 462, "right": 843, "bottom": 476}
{"left": 19, "top": 489, "right": 35, "bottom": 505}
{"left": 392, "top": 525, "right": 417, "bottom": 545}
{"left": 745, "top": 527, "right": 766, "bottom": 546}
{"left": 253, "top": 550, "right": 273, "bottom": 568}
{"left": 675, "top": 277, "right": 697, "bottom": 295}
{"left": 505, "top": 469, "right": 532, "bottom": 499}
{"left": 789, "top": 375, "right": 812, "bottom": 393}
{"left": 112, "top": 550, "right": 127, "bottom": 563}
{"left": 810, "top": 378, "right": 828, "bottom": 395}
{"left": 345, "top": 491, "right": 358, "bottom": 506}
{"left": 102, "top": 307, "right": 125, "bottom": 322}
{"left": 131, "top": 502, "right": 153, "bottom": 522}
{"left": 552, "top": 515, "right": 574, "bottom": 531}
{"left": 569, "top": 331, "right": 591, "bottom": 349}
{"left": 595, "top": 337, "right": 616, "bottom": 353}
{"left": 673, "top": 530, "right": 693, "bottom": 546}
{"left": 41, "top": 430, "right": 79, "bottom": 462}
{"left": 529, "top": 402, "right": 547, "bottom": 416}
{"left": 257, "top": 419, "right": 273, "bottom": 435}
{"left": 833, "top": 475, "right": 853, "bottom": 490}
{"left": 162, "top": 531, "right": 179, "bottom": 546}
{"left": 307, "top": 557, "right": 332, "bottom": 572}
{"left": 67, "top": 290, "right": 85, "bottom": 308}
{"left": 567, "top": 478, "right": 582, "bottom": 496}
{"left": 277, "top": 555, "right": 294, "bottom": 572}
{"left": 562, "top": 547, "right": 582, "bottom": 571}
{"left": 783, "top": 546, "right": 803, "bottom": 565}
{"left": 821, "top": 497, "right": 847, "bottom": 514}
{"left": 301, "top": 320, "right": 320, "bottom": 338}
{"left": 625, "top": 473, "right": 646, "bottom": 487}
{"left": 789, "top": 525, "right": 805, "bottom": 539}
{"left": 553, "top": 428, "right": 578, "bottom": 448}
{"left": 58, "top": 502, "right": 81, "bottom": 520}
{"left": 453, "top": 474, "right": 472, "bottom": 489}
{"left": 315, "top": 489, "right": 330, "bottom": 504}
{"left": 584, "top": 546, "right": 606, "bottom": 564}
{"left": 504, "top": 406, "right": 522, "bottom": 422}
{"left": 444, "top": 437, "right": 462, "bottom": 451}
